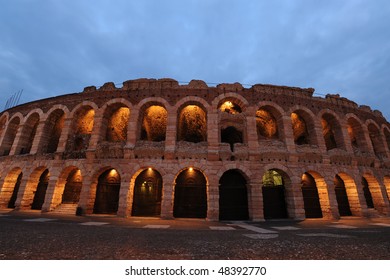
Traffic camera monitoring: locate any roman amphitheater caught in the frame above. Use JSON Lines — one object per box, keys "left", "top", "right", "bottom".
{"left": 0, "top": 78, "right": 390, "bottom": 221}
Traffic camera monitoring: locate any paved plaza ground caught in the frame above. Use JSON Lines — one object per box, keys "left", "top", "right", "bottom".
{"left": 0, "top": 209, "right": 389, "bottom": 260}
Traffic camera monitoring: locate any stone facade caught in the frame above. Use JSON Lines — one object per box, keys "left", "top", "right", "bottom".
{"left": 0, "top": 78, "right": 389, "bottom": 221}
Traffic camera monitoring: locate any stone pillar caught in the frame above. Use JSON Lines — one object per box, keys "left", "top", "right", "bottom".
{"left": 281, "top": 115, "right": 296, "bottom": 153}
{"left": 117, "top": 178, "right": 131, "bottom": 217}
{"left": 9, "top": 122, "right": 23, "bottom": 155}
{"left": 164, "top": 107, "right": 177, "bottom": 160}
{"left": 246, "top": 107, "right": 260, "bottom": 160}
{"left": 207, "top": 111, "right": 219, "bottom": 161}
{"left": 324, "top": 177, "right": 340, "bottom": 219}
{"left": 339, "top": 119, "right": 353, "bottom": 153}
{"left": 29, "top": 120, "right": 46, "bottom": 155}
{"left": 160, "top": 174, "right": 175, "bottom": 219}
{"left": 16, "top": 176, "right": 34, "bottom": 210}
{"left": 87, "top": 110, "right": 104, "bottom": 151}
{"left": 41, "top": 177, "right": 59, "bottom": 212}
{"left": 206, "top": 176, "right": 219, "bottom": 221}
{"left": 0, "top": 176, "right": 8, "bottom": 207}
{"left": 351, "top": 177, "right": 368, "bottom": 217}
{"left": 286, "top": 176, "right": 305, "bottom": 220}
{"left": 56, "top": 117, "right": 73, "bottom": 153}
{"left": 313, "top": 119, "right": 328, "bottom": 153}
{"left": 77, "top": 174, "right": 94, "bottom": 215}
{"left": 248, "top": 179, "right": 264, "bottom": 221}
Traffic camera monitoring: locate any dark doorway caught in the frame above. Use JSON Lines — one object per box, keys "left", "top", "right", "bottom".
{"left": 132, "top": 169, "right": 163, "bottom": 217}
{"left": 301, "top": 173, "right": 323, "bottom": 218}
{"left": 362, "top": 177, "right": 374, "bottom": 208}
{"left": 93, "top": 169, "right": 120, "bottom": 214}
{"left": 219, "top": 170, "right": 249, "bottom": 220}
{"left": 334, "top": 175, "right": 352, "bottom": 216}
{"left": 262, "top": 170, "right": 288, "bottom": 219}
{"left": 62, "top": 170, "right": 82, "bottom": 204}
{"left": 31, "top": 169, "right": 49, "bottom": 210}
{"left": 8, "top": 172, "right": 23, "bottom": 208}
{"left": 221, "top": 126, "right": 243, "bottom": 151}
{"left": 174, "top": 168, "right": 207, "bottom": 218}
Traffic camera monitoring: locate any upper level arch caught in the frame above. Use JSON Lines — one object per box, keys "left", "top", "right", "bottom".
{"left": 212, "top": 93, "right": 249, "bottom": 114}
{"left": 366, "top": 119, "right": 387, "bottom": 158}
{"left": 15, "top": 112, "right": 41, "bottom": 155}
{"left": 256, "top": 102, "right": 285, "bottom": 141}
{"left": 176, "top": 98, "right": 208, "bottom": 143}
{"left": 289, "top": 106, "right": 317, "bottom": 146}
{"left": 39, "top": 107, "right": 67, "bottom": 154}
{"left": 0, "top": 114, "right": 22, "bottom": 156}
{"left": 346, "top": 114, "right": 370, "bottom": 154}
{"left": 100, "top": 100, "right": 131, "bottom": 143}
{"left": 318, "top": 109, "right": 346, "bottom": 151}
{"left": 382, "top": 125, "right": 390, "bottom": 154}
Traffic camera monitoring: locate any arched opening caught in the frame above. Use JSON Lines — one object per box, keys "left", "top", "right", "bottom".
{"left": 368, "top": 123, "right": 386, "bottom": 158}
{"left": 62, "top": 169, "right": 82, "bottom": 204}
{"left": 93, "top": 169, "right": 120, "bottom": 214}
{"left": 105, "top": 106, "right": 130, "bottom": 142}
{"left": 262, "top": 170, "right": 288, "bottom": 219}
{"left": 301, "top": 173, "right": 322, "bottom": 218}
{"left": 291, "top": 112, "right": 309, "bottom": 145}
{"left": 132, "top": 168, "right": 163, "bottom": 217}
{"left": 347, "top": 118, "right": 367, "bottom": 153}
{"left": 173, "top": 168, "right": 207, "bottom": 218}
{"left": 384, "top": 176, "right": 390, "bottom": 201}
{"left": 221, "top": 126, "right": 243, "bottom": 152}
{"left": 66, "top": 106, "right": 95, "bottom": 157}
{"left": 0, "top": 117, "right": 20, "bottom": 156}
{"left": 334, "top": 175, "right": 352, "bottom": 216}
{"left": 140, "top": 105, "right": 167, "bottom": 141}
{"left": 219, "top": 169, "right": 248, "bottom": 220}
{"left": 31, "top": 169, "right": 50, "bottom": 210}
{"left": 177, "top": 105, "right": 207, "bottom": 143}
{"left": 8, "top": 172, "right": 23, "bottom": 208}
{"left": 219, "top": 100, "right": 242, "bottom": 114}
{"left": 321, "top": 115, "right": 338, "bottom": 150}
{"left": 17, "top": 113, "right": 40, "bottom": 155}
{"left": 362, "top": 177, "right": 374, "bottom": 208}
{"left": 256, "top": 108, "right": 278, "bottom": 139}
{"left": 41, "top": 109, "right": 65, "bottom": 154}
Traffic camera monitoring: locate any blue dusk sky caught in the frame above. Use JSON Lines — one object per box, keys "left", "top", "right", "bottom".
{"left": 1, "top": 0, "right": 390, "bottom": 119}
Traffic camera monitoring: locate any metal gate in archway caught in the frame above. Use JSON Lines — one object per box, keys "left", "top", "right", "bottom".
{"left": 173, "top": 168, "right": 207, "bottom": 218}
{"left": 262, "top": 170, "right": 288, "bottom": 219}
{"left": 219, "top": 169, "right": 249, "bottom": 220}
{"left": 132, "top": 169, "right": 163, "bottom": 217}
{"left": 93, "top": 169, "right": 120, "bottom": 214}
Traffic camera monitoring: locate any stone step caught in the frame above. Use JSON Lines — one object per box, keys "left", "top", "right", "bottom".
{"left": 53, "top": 203, "right": 78, "bottom": 215}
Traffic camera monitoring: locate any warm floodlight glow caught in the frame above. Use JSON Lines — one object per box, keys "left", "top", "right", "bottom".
{"left": 189, "top": 167, "right": 194, "bottom": 171}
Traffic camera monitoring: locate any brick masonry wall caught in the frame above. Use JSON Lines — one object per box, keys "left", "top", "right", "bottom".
{"left": 0, "top": 78, "right": 389, "bottom": 220}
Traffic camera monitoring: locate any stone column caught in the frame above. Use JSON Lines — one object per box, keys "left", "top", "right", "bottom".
{"left": 206, "top": 176, "right": 219, "bottom": 221}
{"left": 164, "top": 107, "right": 177, "bottom": 160}
{"left": 160, "top": 174, "right": 175, "bottom": 219}
{"left": 41, "top": 177, "right": 59, "bottom": 212}
{"left": 56, "top": 117, "right": 73, "bottom": 153}
{"left": 117, "top": 178, "right": 132, "bottom": 217}
{"left": 324, "top": 177, "right": 340, "bottom": 219}
{"left": 246, "top": 107, "right": 260, "bottom": 160}
{"left": 248, "top": 178, "right": 264, "bottom": 221}
{"left": 281, "top": 115, "right": 296, "bottom": 153}
{"left": 77, "top": 174, "right": 94, "bottom": 215}
{"left": 286, "top": 176, "right": 305, "bottom": 220}
{"left": 29, "top": 120, "right": 46, "bottom": 155}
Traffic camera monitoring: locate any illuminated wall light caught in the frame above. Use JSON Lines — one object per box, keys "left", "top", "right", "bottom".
{"left": 189, "top": 167, "right": 194, "bottom": 172}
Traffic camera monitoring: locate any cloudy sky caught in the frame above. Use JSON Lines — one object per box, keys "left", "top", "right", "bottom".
{"left": 1, "top": 0, "right": 390, "bottom": 119}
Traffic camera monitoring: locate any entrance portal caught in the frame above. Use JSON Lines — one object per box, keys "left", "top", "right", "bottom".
{"left": 93, "top": 169, "right": 120, "bottom": 214}
{"left": 301, "top": 173, "right": 323, "bottom": 218}
{"left": 8, "top": 172, "right": 23, "bottom": 208}
{"left": 262, "top": 170, "right": 288, "bottom": 219}
{"left": 173, "top": 168, "right": 207, "bottom": 218}
{"left": 132, "top": 169, "right": 163, "bottom": 217}
{"left": 62, "top": 169, "right": 82, "bottom": 204}
{"left": 334, "top": 175, "right": 352, "bottom": 216}
{"left": 31, "top": 169, "right": 49, "bottom": 210}
{"left": 219, "top": 170, "right": 248, "bottom": 220}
